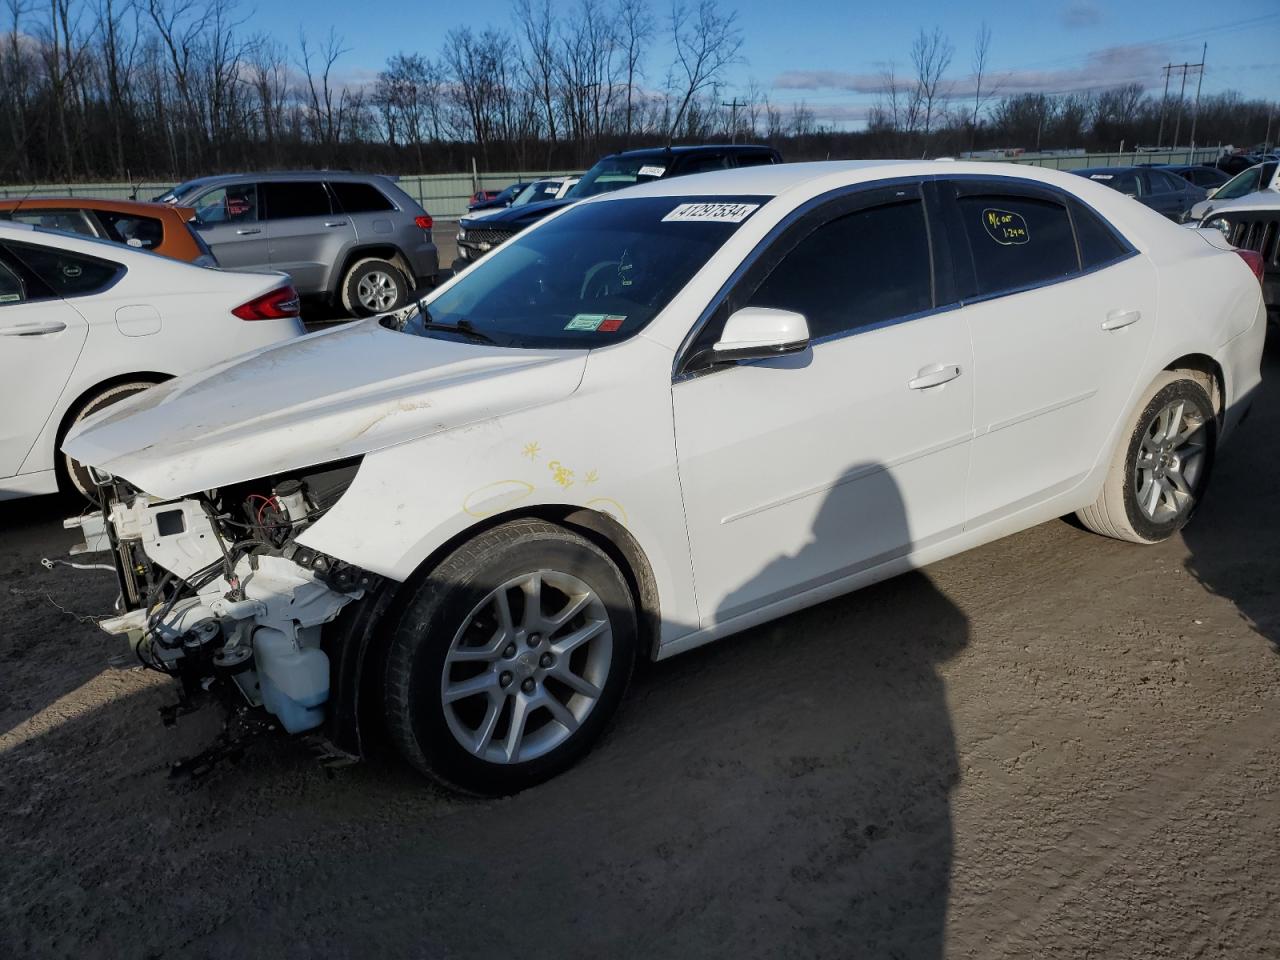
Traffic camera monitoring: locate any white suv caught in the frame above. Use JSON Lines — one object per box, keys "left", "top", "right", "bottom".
{"left": 66, "top": 161, "right": 1265, "bottom": 794}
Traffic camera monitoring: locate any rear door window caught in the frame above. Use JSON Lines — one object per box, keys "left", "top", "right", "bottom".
{"left": 95, "top": 211, "right": 166, "bottom": 250}
{"left": 3, "top": 241, "right": 122, "bottom": 298}
{"left": 954, "top": 192, "right": 1079, "bottom": 297}
{"left": 262, "top": 181, "right": 332, "bottom": 220}
{"left": 329, "top": 181, "right": 396, "bottom": 213}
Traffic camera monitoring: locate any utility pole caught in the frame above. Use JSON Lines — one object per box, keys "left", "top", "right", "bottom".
{"left": 1165, "top": 50, "right": 1205, "bottom": 150}
{"left": 1188, "top": 43, "right": 1207, "bottom": 152}
{"left": 1156, "top": 63, "right": 1172, "bottom": 149}
{"left": 720, "top": 97, "right": 744, "bottom": 144}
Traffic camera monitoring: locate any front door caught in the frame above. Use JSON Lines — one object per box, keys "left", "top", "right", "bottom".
{"left": 672, "top": 185, "right": 974, "bottom": 628}
{"left": 190, "top": 182, "right": 268, "bottom": 270}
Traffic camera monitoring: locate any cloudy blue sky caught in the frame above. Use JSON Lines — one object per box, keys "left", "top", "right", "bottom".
{"left": 262, "top": 0, "right": 1279, "bottom": 128}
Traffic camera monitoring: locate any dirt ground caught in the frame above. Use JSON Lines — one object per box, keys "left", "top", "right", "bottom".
{"left": 2, "top": 339, "right": 1278, "bottom": 959}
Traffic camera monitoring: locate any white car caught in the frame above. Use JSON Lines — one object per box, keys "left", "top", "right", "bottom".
{"left": 64, "top": 161, "right": 1266, "bottom": 794}
{"left": 1187, "top": 159, "right": 1279, "bottom": 222}
{"left": 0, "top": 222, "right": 305, "bottom": 500}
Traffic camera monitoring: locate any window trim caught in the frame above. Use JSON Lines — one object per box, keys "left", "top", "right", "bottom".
{"left": 938, "top": 174, "right": 1138, "bottom": 309}
{"left": 673, "top": 176, "right": 947, "bottom": 381}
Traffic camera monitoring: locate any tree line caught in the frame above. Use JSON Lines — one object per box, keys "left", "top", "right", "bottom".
{"left": 1, "top": 0, "right": 1275, "bottom": 185}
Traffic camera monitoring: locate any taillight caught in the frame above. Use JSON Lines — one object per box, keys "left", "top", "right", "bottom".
{"left": 233, "top": 285, "right": 301, "bottom": 320}
{"left": 1236, "top": 249, "right": 1265, "bottom": 284}
{"left": 415, "top": 214, "right": 433, "bottom": 231}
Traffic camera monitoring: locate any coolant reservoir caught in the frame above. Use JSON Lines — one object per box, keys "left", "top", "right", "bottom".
{"left": 253, "top": 627, "right": 329, "bottom": 733}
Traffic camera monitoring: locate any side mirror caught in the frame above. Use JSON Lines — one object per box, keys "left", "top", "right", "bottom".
{"left": 712, "top": 307, "right": 810, "bottom": 363}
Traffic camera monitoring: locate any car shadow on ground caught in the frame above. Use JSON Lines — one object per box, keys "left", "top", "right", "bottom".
{"left": 1180, "top": 327, "right": 1280, "bottom": 653}
{"left": 1, "top": 466, "right": 968, "bottom": 958}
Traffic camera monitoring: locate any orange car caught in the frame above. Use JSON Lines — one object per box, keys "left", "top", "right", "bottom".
{"left": 0, "top": 197, "right": 217, "bottom": 265}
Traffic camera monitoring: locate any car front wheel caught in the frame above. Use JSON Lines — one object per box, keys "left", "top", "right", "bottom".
{"left": 60, "top": 380, "right": 156, "bottom": 502}
{"left": 384, "top": 520, "right": 637, "bottom": 795}
{"left": 1077, "top": 372, "right": 1217, "bottom": 543}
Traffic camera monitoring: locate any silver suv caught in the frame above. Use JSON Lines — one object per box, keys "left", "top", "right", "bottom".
{"left": 157, "top": 172, "right": 439, "bottom": 316}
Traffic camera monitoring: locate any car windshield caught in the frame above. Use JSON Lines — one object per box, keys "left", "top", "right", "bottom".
{"left": 564, "top": 155, "right": 670, "bottom": 199}
{"left": 512, "top": 180, "right": 561, "bottom": 207}
{"left": 404, "top": 194, "right": 768, "bottom": 349}
{"left": 1214, "top": 163, "right": 1275, "bottom": 200}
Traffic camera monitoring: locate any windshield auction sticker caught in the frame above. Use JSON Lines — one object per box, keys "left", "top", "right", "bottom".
{"left": 662, "top": 202, "right": 760, "bottom": 223}
{"left": 638, "top": 165, "right": 667, "bottom": 178}
{"left": 980, "top": 208, "right": 1030, "bottom": 245}
{"left": 566, "top": 313, "right": 627, "bottom": 331}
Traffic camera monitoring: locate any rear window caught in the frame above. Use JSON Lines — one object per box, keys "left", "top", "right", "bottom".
{"left": 330, "top": 181, "right": 396, "bottom": 213}
{"left": 262, "top": 181, "right": 332, "bottom": 220}
{"left": 956, "top": 194, "right": 1079, "bottom": 296}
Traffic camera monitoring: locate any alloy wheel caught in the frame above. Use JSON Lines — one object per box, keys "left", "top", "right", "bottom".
{"left": 441, "top": 570, "right": 613, "bottom": 765}
{"left": 1134, "top": 397, "right": 1208, "bottom": 524}
{"left": 356, "top": 270, "right": 399, "bottom": 312}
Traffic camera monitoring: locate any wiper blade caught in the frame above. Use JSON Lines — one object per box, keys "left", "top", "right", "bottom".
{"left": 419, "top": 318, "right": 498, "bottom": 345}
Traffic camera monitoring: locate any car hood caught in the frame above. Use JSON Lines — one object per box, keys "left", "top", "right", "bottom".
{"left": 464, "top": 197, "right": 575, "bottom": 228}
{"left": 63, "top": 318, "right": 588, "bottom": 499}
{"left": 1193, "top": 190, "right": 1280, "bottom": 221}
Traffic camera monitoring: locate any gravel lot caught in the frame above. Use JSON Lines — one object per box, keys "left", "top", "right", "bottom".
{"left": 2, "top": 336, "right": 1277, "bottom": 959}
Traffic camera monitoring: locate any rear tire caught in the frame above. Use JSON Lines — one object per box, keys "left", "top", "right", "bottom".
{"left": 341, "top": 258, "right": 408, "bottom": 317}
{"left": 384, "top": 519, "right": 637, "bottom": 795}
{"left": 59, "top": 381, "right": 156, "bottom": 502}
{"left": 1077, "top": 372, "right": 1216, "bottom": 543}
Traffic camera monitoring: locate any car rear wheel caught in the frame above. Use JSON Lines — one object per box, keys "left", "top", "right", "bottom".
{"left": 341, "top": 257, "right": 408, "bottom": 317}
{"left": 1077, "top": 372, "right": 1217, "bottom": 543}
{"left": 60, "top": 381, "right": 156, "bottom": 502}
{"left": 384, "top": 519, "right": 637, "bottom": 795}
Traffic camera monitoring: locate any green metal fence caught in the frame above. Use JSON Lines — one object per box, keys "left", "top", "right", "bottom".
{"left": 0, "top": 149, "right": 1226, "bottom": 218}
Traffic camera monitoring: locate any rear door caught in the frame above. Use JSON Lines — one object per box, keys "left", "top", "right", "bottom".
{"left": 939, "top": 178, "right": 1157, "bottom": 526}
{"left": 0, "top": 241, "right": 97, "bottom": 478}
{"left": 190, "top": 182, "right": 267, "bottom": 269}
{"left": 329, "top": 179, "right": 399, "bottom": 243}
{"left": 1140, "top": 169, "right": 1185, "bottom": 219}
{"left": 263, "top": 180, "right": 355, "bottom": 294}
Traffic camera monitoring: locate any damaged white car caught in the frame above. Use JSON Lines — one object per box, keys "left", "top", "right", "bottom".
{"left": 64, "top": 161, "right": 1266, "bottom": 794}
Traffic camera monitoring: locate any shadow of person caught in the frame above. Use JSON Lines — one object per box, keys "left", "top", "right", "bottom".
{"left": 1180, "top": 333, "right": 1280, "bottom": 652}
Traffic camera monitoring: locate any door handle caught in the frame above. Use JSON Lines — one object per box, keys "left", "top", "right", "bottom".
{"left": 235, "top": 227, "right": 261, "bottom": 235}
{"left": 1102, "top": 309, "right": 1141, "bottom": 331}
{"left": 908, "top": 364, "right": 961, "bottom": 390}
{"left": 324, "top": 220, "right": 348, "bottom": 228}
{"left": 0, "top": 320, "right": 67, "bottom": 336}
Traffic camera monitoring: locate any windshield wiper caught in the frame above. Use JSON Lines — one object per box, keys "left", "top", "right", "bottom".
{"left": 419, "top": 317, "right": 498, "bottom": 345}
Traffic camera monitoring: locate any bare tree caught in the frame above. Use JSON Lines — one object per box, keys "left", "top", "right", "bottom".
{"left": 617, "top": 0, "right": 652, "bottom": 142}
{"left": 666, "top": 0, "right": 741, "bottom": 143}
{"left": 969, "top": 21, "right": 992, "bottom": 153}
{"left": 910, "top": 26, "right": 953, "bottom": 142}
{"left": 298, "top": 26, "right": 351, "bottom": 149}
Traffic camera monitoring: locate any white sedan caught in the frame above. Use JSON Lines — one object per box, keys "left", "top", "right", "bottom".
{"left": 0, "top": 221, "right": 305, "bottom": 500}
{"left": 65, "top": 161, "right": 1266, "bottom": 794}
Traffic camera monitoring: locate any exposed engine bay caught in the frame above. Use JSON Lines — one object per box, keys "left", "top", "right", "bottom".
{"left": 68, "top": 461, "right": 374, "bottom": 768}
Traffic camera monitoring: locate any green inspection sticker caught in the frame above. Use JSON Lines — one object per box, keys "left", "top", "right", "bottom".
{"left": 565, "top": 313, "right": 607, "bottom": 331}
{"left": 0, "top": 294, "right": 19, "bottom": 303}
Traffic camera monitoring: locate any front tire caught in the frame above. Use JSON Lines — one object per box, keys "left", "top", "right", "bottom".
{"left": 384, "top": 520, "right": 637, "bottom": 795}
{"left": 60, "top": 381, "right": 156, "bottom": 501}
{"left": 1077, "top": 372, "right": 1217, "bottom": 543}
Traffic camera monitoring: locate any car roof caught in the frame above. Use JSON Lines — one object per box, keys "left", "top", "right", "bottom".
{"left": 0, "top": 196, "right": 189, "bottom": 217}
{"left": 1073, "top": 167, "right": 1141, "bottom": 176}
{"left": 174, "top": 171, "right": 396, "bottom": 190}
{"left": 606, "top": 144, "right": 778, "bottom": 160}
